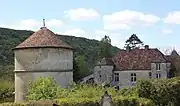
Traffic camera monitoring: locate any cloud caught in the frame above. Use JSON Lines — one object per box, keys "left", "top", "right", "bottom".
{"left": 103, "top": 10, "right": 160, "bottom": 30}
{"left": 64, "top": 8, "right": 100, "bottom": 21}
{"left": 163, "top": 11, "right": 180, "bottom": 24}
{"left": 46, "top": 19, "right": 64, "bottom": 28}
{"left": 62, "top": 28, "right": 85, "bottom": 37}
{"left": 0, "top": 19, "right": 64, "bottom": 31}
{"left": 162, "top": 29, "right": 172, "bottom": 34}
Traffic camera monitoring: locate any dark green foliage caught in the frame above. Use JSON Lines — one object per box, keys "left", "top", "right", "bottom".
{"left": 73, "top": 55, "right": 89, "bottom": 82}
{"left": 98, "top": 35, "right": 113, "bottom": 59}
{"left": 73, "top": 58, "right": 81, "bottom": 82}
{"left": 124, "top": 34, "right": 144, "bottom": 50}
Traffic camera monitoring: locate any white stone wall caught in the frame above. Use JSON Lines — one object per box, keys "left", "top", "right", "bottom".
{"left": 15, "top": 48, "right": 73, "bottom": 71}
{"left": 151, "top": 63, "right": 170, "bottom": 78}
{"left": 113, "top": 62, "right": 170, "bottom": 88}
{"left": 113, "top": 70, "right": 151, "bottom": 88}
{"left": 93, "top": 65, "right": 114, "bottom": 85}
{"left": 14, "top": 48, "right": 73, "bottom": 102}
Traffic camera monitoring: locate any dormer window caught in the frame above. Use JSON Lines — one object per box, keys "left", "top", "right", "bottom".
{"left": 156, "top": 63, "right": 161, "bottom": 70}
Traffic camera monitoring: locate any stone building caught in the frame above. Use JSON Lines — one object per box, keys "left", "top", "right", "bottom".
{"left": 82, "top": 45, "right": 179, "bottom": 89}
{"left": 13, "top": 26, "right": 73, "bottom": 102}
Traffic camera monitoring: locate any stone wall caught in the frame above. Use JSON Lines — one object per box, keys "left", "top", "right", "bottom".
{"left": 93, "top": 65, "right": 114, "bottom": 85}
{"left": 14, "top": 48, "right": 73, "bottom": 102}
{"left": 114, "top": 70, "right": 151, "bottom": 88}
{"left": 151, "top": 63, "right": 170, "bottom": 78}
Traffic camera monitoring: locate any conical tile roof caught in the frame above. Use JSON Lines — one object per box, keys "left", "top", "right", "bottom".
{"left": 14, "top": 27, "right": 72, "bottom": 50}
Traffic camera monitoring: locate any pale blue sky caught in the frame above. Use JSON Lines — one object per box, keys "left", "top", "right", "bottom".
{"left": 1, "top": 0, "right": 180, "bottom": 53}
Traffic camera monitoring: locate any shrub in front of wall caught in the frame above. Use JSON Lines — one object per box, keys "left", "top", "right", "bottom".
{"left": 136, "top": 77, "right": 180, "bottom": 106}
{"left": 27, "top": 76, "right": 61, "bottom": 100}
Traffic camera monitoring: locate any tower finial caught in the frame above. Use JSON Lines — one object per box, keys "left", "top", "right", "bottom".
{"left": 43, "top": 18, "right": 45, "bottom": 27}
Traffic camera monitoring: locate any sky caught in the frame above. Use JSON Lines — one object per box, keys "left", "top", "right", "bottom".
{"left": 1, "top": 0, "right": 180, "bottom": 54}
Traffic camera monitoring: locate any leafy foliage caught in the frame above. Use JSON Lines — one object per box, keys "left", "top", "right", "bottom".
{"left": 0, "top": 79, "right": 14, "bottom": 103}
{"left": 136, "top": 77, "right": 180, "bottom": 106}
{"left": 27, "top": 77, "right": 60, "bottom": 100}
{"left": 124, "top": 34, "right": 144, "bottom": 50}
{"left": 25, "top": 77, "right": 153, "bottom": 106}
{"left": 73, "top": 55, "right": 89, "bottom": 82}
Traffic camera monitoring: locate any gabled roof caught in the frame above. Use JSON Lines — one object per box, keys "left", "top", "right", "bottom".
{"left": 14, "top": 27, "right": 72, "bottom": 50}
{"left": 95, "top": 58, "right": 114, "bottom": 66}
{"left": 171, "top": 50, "right": 179, "bottom": 56}
{"left": 165, "top": 50, "right": 179, "bottom": 63}
{"left": 112, "top": 48, "right": 167, "bottom": 70}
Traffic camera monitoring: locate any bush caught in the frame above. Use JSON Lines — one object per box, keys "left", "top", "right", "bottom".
{"left": 0, "top": 79, "right": 14, "bottom": 103}
{"left": 113, "top": 96, "right": 154, "bottom": 106}
{"left": 0, "top": 100, "right": 58, "bottom": 106}
{"left": 136, "top": 77, "right": 180, "bottom": 106}
{"left": 27, "top": 76, "right": 61, "bottom": 100}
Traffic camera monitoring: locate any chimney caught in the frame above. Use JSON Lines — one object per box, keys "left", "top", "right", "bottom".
{"left": 145, "top": 45, "right": 149, "bottom": 50}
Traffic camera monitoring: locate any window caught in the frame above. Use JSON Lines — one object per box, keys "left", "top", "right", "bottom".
{"left": 131, "top": 73, "right": 136, "bottom": 83}
{"left": 149, "top": 72, "right": 152, "bottom": 79}
{"left": 156, "top": 73, "right": 161, "bottom": 78}
{"left": 114, "top": 73, "right": 119, "bottom": 82}
{"left": 156, "top": 63, "right": 161, "bottom": 70}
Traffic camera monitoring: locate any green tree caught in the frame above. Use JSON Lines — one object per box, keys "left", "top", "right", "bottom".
{"left": 124, "top": 34, "right": 144, "bottom": 50}
{"left": 98, "top": 35, "right": 112, "bottom": 59}
{"left": 73, "top": 58, "right": 81, "bottom": 82}
{"left": 27, "top": 77, "right": 60, "bottom": 100}
{"left": 73, "top": 55, "right": 89, "bottom": 82}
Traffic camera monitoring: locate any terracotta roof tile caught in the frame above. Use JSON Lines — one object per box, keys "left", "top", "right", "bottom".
{"left": 112, "top": 48, "right": 167, "bottom": 70}
{"left": 14, "top": 27, "right": 72, "bottom": 49}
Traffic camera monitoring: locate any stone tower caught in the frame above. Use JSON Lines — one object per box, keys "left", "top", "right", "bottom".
{"left": 93, "top": 58, "right": 114, "bottom": 86}
{"left": 13, "top": 26, "right": 73, "bottom": 102}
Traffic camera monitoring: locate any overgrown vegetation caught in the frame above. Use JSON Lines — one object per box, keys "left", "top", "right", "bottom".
{"left": 136, "top": 77, "right": 180, "bottom": 106}
{"left": 1, "top": 76, "right": 180, "bottom": 105}
{"left": 0, "top": 79, "right": 14, "bottom": 103}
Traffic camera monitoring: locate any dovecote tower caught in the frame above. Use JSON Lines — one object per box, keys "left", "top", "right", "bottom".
{"left": 13, "top": 21, "right": 73, "bottom": 102}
